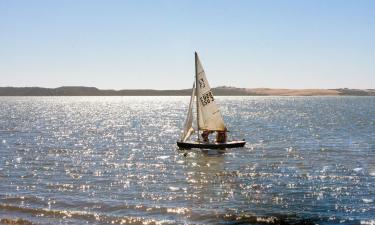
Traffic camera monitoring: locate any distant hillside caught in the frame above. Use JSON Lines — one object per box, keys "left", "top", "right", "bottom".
{"left": 0, "top": 86, "right": 375, "bottom": 96}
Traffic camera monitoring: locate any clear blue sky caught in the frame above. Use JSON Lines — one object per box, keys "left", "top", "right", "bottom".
{"left": 1, "top": 0, "right": 374, "bottom": 89}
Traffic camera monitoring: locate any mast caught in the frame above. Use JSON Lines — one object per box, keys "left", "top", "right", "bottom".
{"left": 195, "top": 52, "right": 200, "bottom": 142}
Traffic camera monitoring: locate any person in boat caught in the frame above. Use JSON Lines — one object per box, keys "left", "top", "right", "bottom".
{"left": 216, "top": 127, "right": 227, "bottom": 143}
{"left": 201, "top": 130, "right": 213, "bottom": 142}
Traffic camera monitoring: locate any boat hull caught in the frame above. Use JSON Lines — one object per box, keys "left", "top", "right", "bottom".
{"left": 177, "top": 140, "right": 246, "bottom": 149}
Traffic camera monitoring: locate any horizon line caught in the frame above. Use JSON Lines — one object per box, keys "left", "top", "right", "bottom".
{"left": 1, "top": 85, "right": 374, "bottom": 91}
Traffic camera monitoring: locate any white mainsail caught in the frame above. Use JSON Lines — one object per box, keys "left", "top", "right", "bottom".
{"left": 195, "top": 53, "right": 226, "bottom": 131}
{"left": 180, "top": 83, "right": 195, "bottom": 142}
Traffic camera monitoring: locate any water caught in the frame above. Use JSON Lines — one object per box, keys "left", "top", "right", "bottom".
{"left": 0, "top": 96, "right": 375, "bottom": 224}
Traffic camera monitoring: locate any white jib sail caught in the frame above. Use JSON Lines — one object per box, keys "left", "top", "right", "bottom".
{"left": 180, "top": 83, "right": 195, "bottom": 142}
{"left": 195, "top": 53, "right": 226, "bottom": 131}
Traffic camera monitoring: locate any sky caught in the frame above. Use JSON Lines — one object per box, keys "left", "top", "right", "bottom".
{"left": 1, "top": 0, "right": 374, "bottom": 89}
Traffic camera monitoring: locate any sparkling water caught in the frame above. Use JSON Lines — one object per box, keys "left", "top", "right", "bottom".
{"left": 0, "top": 96, "right": 374, "bottom": 224}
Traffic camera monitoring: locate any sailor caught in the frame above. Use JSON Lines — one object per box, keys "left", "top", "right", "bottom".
{"left": 201, "top": 130, "right": 210, "bottom": 142}
{"left": 216, "top": 128, "right": 227, "bottom": 143}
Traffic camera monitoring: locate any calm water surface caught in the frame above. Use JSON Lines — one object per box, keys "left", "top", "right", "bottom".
{"left": 0, "top": 96, "right": 375, "bottom": 224}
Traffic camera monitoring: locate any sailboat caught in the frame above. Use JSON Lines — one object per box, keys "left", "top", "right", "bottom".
{"left": 177, "top": 52, "right": 246, "bottom": 149}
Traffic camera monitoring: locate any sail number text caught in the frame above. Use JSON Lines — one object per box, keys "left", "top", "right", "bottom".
{"left": 200, "top": 91, "right": 215, "bottom": 106}
{"left": 199, "top": 78, "right": 206, "bottom": 88}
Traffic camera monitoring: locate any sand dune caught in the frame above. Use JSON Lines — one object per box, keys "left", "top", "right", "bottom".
{"left": 248, "top": 88, "right": 340, "bottom": 96}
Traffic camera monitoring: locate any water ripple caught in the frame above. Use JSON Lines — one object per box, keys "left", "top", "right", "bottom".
{"left": 0, "top": 96, "right": 375, "bottom": 224}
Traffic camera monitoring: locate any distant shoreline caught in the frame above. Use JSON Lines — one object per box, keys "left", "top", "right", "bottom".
{"left": 1, "top": 86, "right": 375, "bottom": 96}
